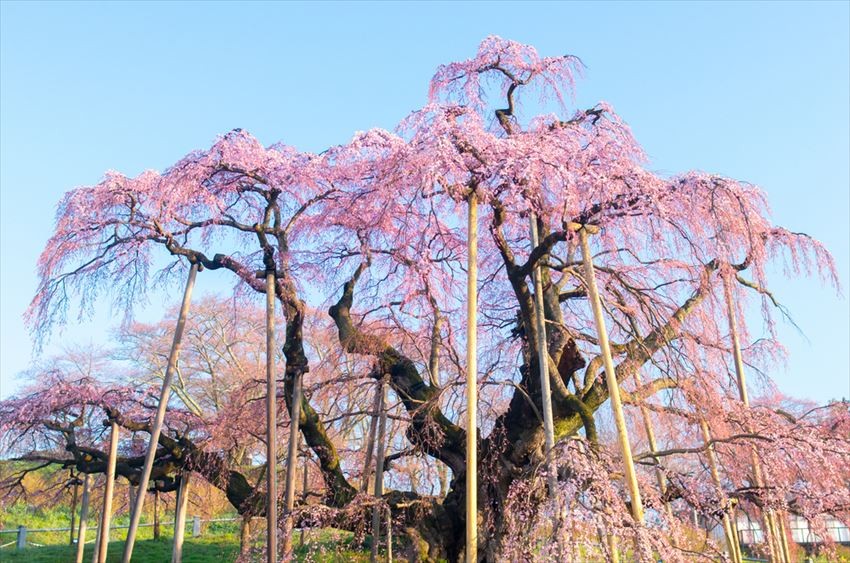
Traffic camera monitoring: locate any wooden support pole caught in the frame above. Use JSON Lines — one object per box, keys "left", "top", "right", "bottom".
{"left": 730, "top": 508, "right": 743, "bottom": 560}
{"left": 632, "top": 371, "right": 676, "bottom": 533}
{"left": 172, "top": 472, "right": 190, "bottom": 563}
{"left": 240, "top": 515, "right": 252, "bottom": 555}
{"left": 70, "top": 470, "right": 79, "bottom": 546}
{"left": 582, "top": 440, "right": 618, "bottom": 562}
{"left": 386, "top": 505, "right": 393, "bottom": 563}
{"left": 428, "top": 315, "right": 442, "bottom": 388}
{"left": 606, "top": 534, "right": 619, "bottom": 563}
{"left": 281, "top": 365, "right": 303, "bottom": 558}
{"left": 530, "top": 215, "right": 567, "bottom": 558}
{"left": 465, "top": 192, "right": 479, "bottom": 563}
{"left": 97, "top": 421, "right": 119, "bottom": 563}
{"left": 300, "top": 453, "right": 308, "bottom": 548}
{"left": 265, "top": 270, "right": 280, "bottom": 562}
{"left": 577, "top": 225, "right": 644, "bottom": 523}
{"left": 764, "top": 510, "right": 785, "bottom": 563}
{"left": 91, "top": 508, "right": 102, "bottom": 563}
{"left": 360, "top": 383, "right": 382, "bottom": 493}
{"left": 75, "top": 473, "right": 91, "bottom": 563}
{"left": 699, "top": 420, "right": 742, "bottom": 563}
{"left": 123, "top": 262, "right": 199, "bottom": 563}
{"left": 154, "top": 489, "right": 161, "bottom": 540}
{"left": 529, "top": 216, "right": 558, "bottom": 497}
{"left": 722, "top": 274, "right": 785, "bottom": 563}
{"left": 128, "top": 484, "right": 138, "bottom": 519}
{"left": 779, "top": 512, "right": 792, "bottom": 563}
{"left": 370, "top": 381, "right": 389, "bottom": 563}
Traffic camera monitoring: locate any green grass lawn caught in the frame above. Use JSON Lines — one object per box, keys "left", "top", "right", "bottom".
{"left": 1, "top": 499, "right": 368, "bottom": 561}
{"left": 0, "top": 531, "right": 374, "bottom": 562}
{"left": 0, "top": 536, "right": 238, "bottom": 563}
{"left": 4, "top": 534, "right": 848, "bottom": 562}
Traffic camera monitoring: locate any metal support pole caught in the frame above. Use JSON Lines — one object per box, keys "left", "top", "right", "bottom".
{"left": 123, "top": 263, "right": 199, "bottom": 563}
{"left": 97, "top": 421, "right": 119, "bottom": 563}
{"left": 465, "top": 192, "right": 479, "bottom": 562}
{"left": 266, "top": 270, "right": 279, "bottom": 563}
{"left": 577, "top": 225, "right": 644, "bottom": 523}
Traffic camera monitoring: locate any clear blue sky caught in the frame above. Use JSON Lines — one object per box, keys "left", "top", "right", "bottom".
{"left": 1, "top": 1, "right": 848, "bottom": 402}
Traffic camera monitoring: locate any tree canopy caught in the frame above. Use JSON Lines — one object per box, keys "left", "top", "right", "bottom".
{"left": 3, "top": 36, "right": 847, "bottom": 562}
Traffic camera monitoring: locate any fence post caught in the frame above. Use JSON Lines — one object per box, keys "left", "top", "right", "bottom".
{"left": 16, "top": 525, "right": 26, "bottom": 550}
{"left": 193, "top": 516, "right": 201, "bottom": 538}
